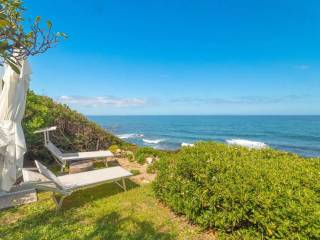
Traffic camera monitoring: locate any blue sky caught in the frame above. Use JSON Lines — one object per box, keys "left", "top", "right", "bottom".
{"left": 26, "top": 0, "right": 320, "bottom": 115}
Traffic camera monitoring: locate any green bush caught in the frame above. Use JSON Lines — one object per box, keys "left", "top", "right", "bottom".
{"left": 134, "top": 147, "right": 162, "bottom": 164}
{"left": 153, "top": 142, "right": 320, "bottom": 239}
{"left": 126, "top": 151, "right": 135, "bottom": 162}
{"left": 108, "top": 145, "right": 119, "bottom": 154}
{"left": 146, "top": 161, "right": 158, "bottom": 174}
{"left": 134, "top": 147, "right": 171, "bottom": 164}
{"left": 93, "top": 161, "right": 107, "bottom": 169}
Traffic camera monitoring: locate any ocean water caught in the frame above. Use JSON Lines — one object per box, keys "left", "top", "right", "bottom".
{"left": 88, "top": 115, "right": 320, "bottom": 157}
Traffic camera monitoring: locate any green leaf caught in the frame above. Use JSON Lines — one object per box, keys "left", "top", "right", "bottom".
{"left": 0, "top": 18, "right": 9, "bottom": 27}
{"left": 0, "top": 13, "right": 8, "bottom": 20}
{"left": 35, "top": 16, "right": 41, "bottom": 23}
{"left": 46, "top": 20, "right": 52, "bottom": 29}
{"left": 26, "top": 31, "right": 34, "bottom": 39}
{"left": 0, "top": 40, "right": 8, "bottom": 49}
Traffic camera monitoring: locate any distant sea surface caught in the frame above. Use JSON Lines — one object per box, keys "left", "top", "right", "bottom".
{"left": 88, "top": 115, "right": 320, "bottom": 157}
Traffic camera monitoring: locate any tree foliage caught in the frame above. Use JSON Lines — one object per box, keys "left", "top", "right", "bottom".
{"left": 0, "top": 0, "right": 66, "bottom": 73}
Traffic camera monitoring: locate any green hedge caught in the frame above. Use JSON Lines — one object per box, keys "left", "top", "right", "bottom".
{"left": 153, "top": 142, "right": 320, "bottom": 239}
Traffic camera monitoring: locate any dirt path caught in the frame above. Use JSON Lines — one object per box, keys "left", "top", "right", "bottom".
{"left": 110, "top": 157, "right": 156, "bottom": 185}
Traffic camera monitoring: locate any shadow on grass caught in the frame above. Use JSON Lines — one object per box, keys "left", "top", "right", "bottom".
{"left": 1, "top": 209, "right": 175, "bottom": 240}
{"left": 1, "top": 181, "right": 176, "bottom": 240}
{"left": 85, "top": 211, "right": 175, "bottom": 240}
{"left": 0, "top": 180, "right": 144, "bottom": 239}
{"left": 0, "top": 208, "right": 77, "bottom": 239}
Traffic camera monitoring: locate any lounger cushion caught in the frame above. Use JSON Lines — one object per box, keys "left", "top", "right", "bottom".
{"left": 57, "top": 166, "right": 132, "bottom": 189}
{"left": 46, "top": 141, "right": 113, "bottom": 162}
{"left": 22, "top": 169, "right": 48, "bottom": 182}
{"left": 61, "top": 151, "right": 113, "bottom": 161}
{"left": 46, "top": 142, "right": 64, "bottom": 159}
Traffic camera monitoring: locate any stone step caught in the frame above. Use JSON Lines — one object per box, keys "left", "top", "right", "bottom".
{"left": 0, "top": 185, "right": 37, "bottom": 210}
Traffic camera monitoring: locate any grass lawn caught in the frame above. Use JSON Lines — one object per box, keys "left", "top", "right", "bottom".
{"left": 0, "top": 182, "right": 214, "bottom": 240}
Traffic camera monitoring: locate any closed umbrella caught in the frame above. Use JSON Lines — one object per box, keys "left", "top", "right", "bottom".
{"left": 0, "top": 59, "right": 31, "bottom": 191}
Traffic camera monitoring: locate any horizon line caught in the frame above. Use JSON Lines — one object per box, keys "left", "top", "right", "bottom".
{"left": 86, "top": 114, "right": 320, "bottom": 117}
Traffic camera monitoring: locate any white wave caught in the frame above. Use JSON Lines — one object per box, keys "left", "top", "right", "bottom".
{"left": 181, "top": 142, "right": 195, "bottom": 147}
{"left": 143, "top": 138, "right": 164, "bottom": 144}
{"left": 117, "top": 133, "right": 144, "bottom": 139}
{"left": 226, "top": 139, "right": 268, "bottom": 149}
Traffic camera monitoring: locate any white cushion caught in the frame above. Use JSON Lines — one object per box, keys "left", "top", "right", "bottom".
{"left": 46, "top": 142, "right": 63, "bottom": 159}
{"left": 46, "top": 141, "right": 113, "bottom": 162}
{"left": 57, "top": 166, "right": 132, "bottom": 189}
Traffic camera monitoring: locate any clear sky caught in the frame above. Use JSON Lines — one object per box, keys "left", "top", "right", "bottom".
{"left": 26, "top": 0, "right": 319, "bottom": 115}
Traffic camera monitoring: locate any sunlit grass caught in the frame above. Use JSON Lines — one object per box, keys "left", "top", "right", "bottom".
{"left": 0, "top": 183, "right": 211, "bottom": 240}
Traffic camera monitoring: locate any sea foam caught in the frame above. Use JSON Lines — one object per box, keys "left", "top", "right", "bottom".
{"left": 181, "top": 142, "right": 195, "bottom": 147}
{"left": 117, "top": 133, "right": 144, "bottom": 139}
{"left": 226, "top": 139, "right": 268, "bottom": 149}
{"left": 143, "top": 139, "right": 164, "bottom": 144}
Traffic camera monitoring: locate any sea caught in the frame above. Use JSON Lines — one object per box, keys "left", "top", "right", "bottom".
{"left": 88, "top": 115, "right": 320, "bottom": 158}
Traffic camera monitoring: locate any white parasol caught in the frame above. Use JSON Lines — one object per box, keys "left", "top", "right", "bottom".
{"left": 0, "top": 59, "right": 31, "bottom": 191}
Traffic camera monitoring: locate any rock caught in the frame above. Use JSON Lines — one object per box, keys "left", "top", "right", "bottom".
{"left": 116, "top": 149, "right": 122, "bottom": 154}
{"left": 115, "top": 149, "right": 123, "bottom": 157}
{"left": 0, "top": 185, "right": 37, "bottom": 210}
{"left": 142, "top": 179, "right": 150, "bottom": 184}
{"left": 146, "top": 157, "right": 153, "bottom": 165}
{"left": 69, "top": 161, "right": 93, "bottom": 174}
{"left": 181, "top": 142, "right": 195, "bottom": 147}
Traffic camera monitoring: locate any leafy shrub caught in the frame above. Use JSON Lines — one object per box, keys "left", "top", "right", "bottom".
{"left": 108, "top": 145, "right": 120, "bottom": 154}
{"left": 93, "top": 161, "right": 107, "bottom": 169}
{"left": 23, "top": 91, "right": 130, "bottom": 164}
{"left": 134, "top": 147, "right": 167, "bottom": 164}
{"left": 153, "top": 142, "right": 320, "bottom": 239}
{"left": 126, "top": 151, "right": 135, "bottom": 162}
{"left": 146, "top": 161, "right": 159, "bottom": 174}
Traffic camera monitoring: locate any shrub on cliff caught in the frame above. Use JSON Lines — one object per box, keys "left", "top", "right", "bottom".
{"left": 153, "top": 142, "right": 320, "bottom": 239}
{"left": 135, "top": 147, "right": 170, "bottom": 164}
{"left": 23, "top": 91, "right": 130, "bottom": 163}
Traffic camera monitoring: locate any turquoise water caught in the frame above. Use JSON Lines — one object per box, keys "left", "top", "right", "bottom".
{"left": 88, "top": 116, "right": 320, "bottom": 157}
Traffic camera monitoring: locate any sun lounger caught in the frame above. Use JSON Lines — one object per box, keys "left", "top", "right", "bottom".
{"left": 22, "top": 160, "right": 132, "bottom": 210}
{"left": 34, "top": 126, "right": 113, "bottom": 171}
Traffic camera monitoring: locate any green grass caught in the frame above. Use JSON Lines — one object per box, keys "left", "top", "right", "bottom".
{"left": 0, "top": 182, "right": 211, "bottom": 240}
{"left": 130, "top": 169, "right": 141, "bottom": 176}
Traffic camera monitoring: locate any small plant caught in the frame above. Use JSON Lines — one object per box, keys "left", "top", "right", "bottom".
{"left": 93, "top": 161, "right": 106, "bottom": 169}
{"left": 135, "top": 147, "right": 166, "bottom": 164}
{"left": 108, "top": 145, "right": 119, "bottom": 154}
{"left": 126, "top": 151, "right": 135, "bottom": 162}
{"left": 130, "top": 169, "right": 140, "bottom": 176}
{"left": 146, "top": 163, "right": 157, "bottom": 174}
